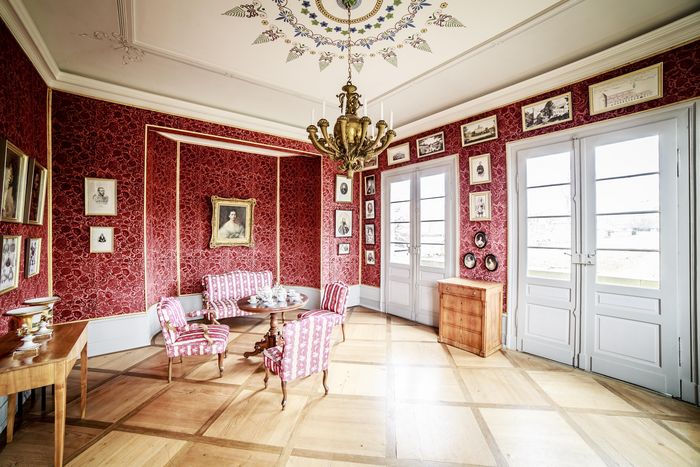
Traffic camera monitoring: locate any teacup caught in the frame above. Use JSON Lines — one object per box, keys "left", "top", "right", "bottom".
{"left": 249, "top": 295, "right": 259, "bottom": 304}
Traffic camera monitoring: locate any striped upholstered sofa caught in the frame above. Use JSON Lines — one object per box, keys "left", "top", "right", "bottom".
{"left": 188, "top": 270, "right": 273, "bottom": 324}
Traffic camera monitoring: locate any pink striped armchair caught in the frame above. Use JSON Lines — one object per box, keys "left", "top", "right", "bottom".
{"left": 157, "top": 297, "right": 230, "bottom": 383}
{"left": 262, "top": 314, "right": 335, "bottom": 409}
{"left": 188, "top": 270, "right": 273, "bottom": 323}
{"left": 298, "top": 281, "right": 350, "bottom": 341}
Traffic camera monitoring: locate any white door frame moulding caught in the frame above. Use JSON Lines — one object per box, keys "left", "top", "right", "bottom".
{"left": 1, "top": 0, "right": 698, "bottom": 142}
{"left": 506, "top": 100, "right": 697, "bottom": 402}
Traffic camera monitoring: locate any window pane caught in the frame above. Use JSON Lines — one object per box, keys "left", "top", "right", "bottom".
{"left": 596, "top": 250, "right": 659, "bottom": 289}
{"left": 597, "top": 213, "right": 659, "bottom": 250}
{"left": 390, "top": 243, "right": 410, "bottom": 265}
{"left": 420, "top": 244, "right": 444, "bottom": 268}
{"left": 527, "top": 217, "right": 571, "bottom": 249}
{"left": 527, "top": 185, "right": 571, "bottom": 217}
{"left": 420, "top": 197, "right": 444, "bottom": 221}
{"left": 527, "top": 248, "right": 571, "bottom": 280}
{"left": 595, "top": 136, "right": 658, "bottom": 179}
{"left": 390, "top": 179, "right": 410, "bottom": 202}
{"left": 390, "top": 223, "right": 410, "bottom": 244}
{"left": 526, "top": 152, "right": 570, "bottom": 187}
{"left": 390, "top": 201, "right": 409, "bottom": 222}
{"left": 420, "top": 173, "right": 445, "bottom": 198}
{"left": 596, "top": 174, "right": 658, "bottom": 214}
{"left": 421, "top": 221, "right": 445, "bottom": 244}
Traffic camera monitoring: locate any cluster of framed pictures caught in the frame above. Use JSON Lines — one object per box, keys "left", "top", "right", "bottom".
{"left": 463, "top": 231, "right": 498, "bottom": 272}
{"left": 0, "top": 235, "right": 41, "bottom": 295}
{"left": 1, "top": 139, "right": 48, "bottom": 225}
{"left": 85, "top": 177, "right": 118, "bottom": 253}
{"left": 363, "top": 173, "right": 377, "bottom": 264}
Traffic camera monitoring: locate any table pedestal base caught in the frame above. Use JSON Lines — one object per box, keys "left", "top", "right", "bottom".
{"left": 243, "top": 313, "right": 281, "bottom": 358}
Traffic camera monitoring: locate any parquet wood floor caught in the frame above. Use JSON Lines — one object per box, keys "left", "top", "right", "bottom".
{"left": 1, "top": 307, "right": 698, "bottom": 466}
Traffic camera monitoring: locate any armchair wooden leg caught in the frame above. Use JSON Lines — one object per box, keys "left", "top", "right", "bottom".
{"left": 281, "top": 381, "right": 287, "bottom": 410}
{"left": 322, "top": 369, "right": 329, "bottom": 395}
{"left": 217, "top": 353, "right": 224, "bottom": 377}
{"left": 168, "top": 357, "right": 173, "bottom": 383}
{"left": 341, "top": 324, "right": 346, "bottom": 342}
{"left": 178, "top": 356, "right": 183, "bottom": 364}
{"left": 264, "top": 366, "right": 269, "bottom": 388}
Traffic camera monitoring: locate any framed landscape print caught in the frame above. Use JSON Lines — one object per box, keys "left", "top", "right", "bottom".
{"left": 338, "top": 243, "right": 350, "bottom": 255}
{"left": 522, "top": 92, "right": 572, "bottom": 132}
{"left": 387, "top": 142, "right": 410, "bottom": 166}
{"left": 85, "top": 177, "right": 117, "bottom": 216}
{"left": 335, "top": 209, "right": 352, "bottom": 238}
{"left": 25, "top": 237, "right": 41, "bottom": 278}
{"left": 416, "top": 131, "right": 445, "bottom": 158}
{"left": 24, "top": 159, "right": 47, "bottom": 225}
{"left": 469, "top": 191, "right": 492, "bottom": 221}
{"left": 335, "top": 175, "right": 353, "bottom": 203}
{"left": 469, "top": 153, "right": 491, "bottom": 185}
{"left": 589, "top": 63, "right": 663, "bottom": 115}
{"left": 364, "top": 175, "right": 376, "bottom": 196}
{"left": 461, "top": 115, "right": 498, "bottom": 147}
{"left": 0, "top": 235, "right": 20, "bottom": 295}
{"left": 90, "top": 227, "right": 114, "bottom": 253}
{"left": 365, "top": 224, "right": 375, "bottom": 245}
{"left": 365, "top": 250, "right": 376, "bottom": 265}
{"left": 0, "top": 140, "right": 28, "bottom": 223}
{"left": 210, "top": 196, "right": 256, "bottom": 248}
{"left": 362, "top": 154, "right": 378, "bottom": 171}
{"left": 365, "top": 200, "right": 375, "bottom": 219}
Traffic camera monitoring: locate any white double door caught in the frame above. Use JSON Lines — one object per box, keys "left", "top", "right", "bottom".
{"left": 516, "top": 112, "right": 689, "bottom": 396}
{"left": 382, "top": 157, "right": 457, "bottom": 326}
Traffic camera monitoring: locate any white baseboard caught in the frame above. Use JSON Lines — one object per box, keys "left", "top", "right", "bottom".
{"left": 346, "top": 285, "right": 361, "bottom": 307}
{"left": 359, "top": 285, "right": 381, "bottom": 311}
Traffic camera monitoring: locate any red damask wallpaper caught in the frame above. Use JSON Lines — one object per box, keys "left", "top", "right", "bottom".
{"left": 280, "top": 156, "right": 321, "bottom": 288}
{"left": 0, "top": 21, "right": 49, "bottom": 334}
{"left": 362, "top": 39, "right": 700, "bottom": 313}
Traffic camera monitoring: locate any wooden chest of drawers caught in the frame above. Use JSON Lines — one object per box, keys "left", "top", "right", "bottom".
{"left": 437, "top": 278, "right": 503, "bottom": 357}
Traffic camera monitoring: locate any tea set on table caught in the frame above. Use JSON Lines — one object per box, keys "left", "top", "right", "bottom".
{"left": 248, "top": 284, "right": 302, "bottom": 306}
{"left": 3, "top": 296, "right": 61, "bottom": 354}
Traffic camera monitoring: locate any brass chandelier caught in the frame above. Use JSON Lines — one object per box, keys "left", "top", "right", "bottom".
{"left": 306, "top": 0, "right": 396, "bottom": 177}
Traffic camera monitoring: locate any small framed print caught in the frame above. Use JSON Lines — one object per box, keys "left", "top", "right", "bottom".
{"left": 461, "top": 115, "right": 498, "bottom": 147}
{"left": 335, "top": 209, "right": 352, "bottom": 238}
{"left": 364, "top": 175, "right": 376, "bottom": 196}
{"left": 1, "top": 140, "right": 28, "bottom": 223}
{"left": 24, "top": 159, "right": 47, "bottom": 225}
{"left": 85, "top": 177, "right": 117, "bottom": 216}
{"left": 90, "top": 226, "right": 114, "bottom": 253}
{"left": 338, "top": 243, "right": 350, "bottom": 255}
{"left": 589, "top": 63, "right": 663, "bottom": 115}
{"left": 469, "top": 154, "right": 491, "bottom": 185}
{"left": 365, "top": 224, "right": 375, "bottom": 245}
{"left": 469, "top": 191, "right": 492, "bottom": 221}
{"left": 474, "top": 231, "right": 487, "bottom": 249}
{"left": 484, "top": 254, "right": 499, "bottom": 272}
{"left": 416, "top": 131, "right": 445, "bottom": 158}
{"left": 0, "top": 235, "right": 21, "bottom": 295}
{"left": 387, "top": 142, "right": 410, "bottom": 166}
{"left": 362, "top": 154, "right": 378, "bottom": 171}
{"left": 463, "top": 252, "right": 476, "bottom": 269}
{"left": 522, "top": 92, "right": 572, "bottom": 132}
{"left": 365, "top": 249, "right": 376, "bottom": 265}
{"left": 25, "top": 237, "right": 41, "bottom": 278}
{"left": 365, "top": 200, "right": 375, "bottom": 219}
{"left": 335, "top": 174, "right": 353, "bottom": 203}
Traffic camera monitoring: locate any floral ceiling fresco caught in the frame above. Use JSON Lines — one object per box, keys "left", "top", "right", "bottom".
{"left": 223, "top": 0, "right": 464, "bottom": 71}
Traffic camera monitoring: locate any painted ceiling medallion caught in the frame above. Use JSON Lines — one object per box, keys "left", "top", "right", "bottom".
{"left": 223, "top": 0, "right": 464, "bottom": 71}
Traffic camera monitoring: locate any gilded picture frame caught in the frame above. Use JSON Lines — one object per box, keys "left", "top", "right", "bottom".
{"left": 90, "top": 226, "right": 114, "bottom": 253}
{"left": 210, "top": 196, "right": 256, "bottom": 248}
{"left": 0, "top": 235, "right": 21, "bottom": 295}
{"left": 469, "top": 153, "right": 492, "bottom": 185}
{"left": 460, "top": 115, "right": 498, "bottom": 147}
{"left": 0, "top": 139, "right": 28, "bottom": 224}
{"left": 416, "top": 131, "right": 445, "bottom": 158}
{"left": 25, "top": 237, "right": 41, "bottom": 278}
{"left": 521, "top": 92, "right": 572, "bottom": 132}
{"left": 589, "top": 62, "right": 663, "bottom": 115}
{"left": 84, "top": 177, "right": 117, "bottom": 216}
{"left": 469, "top": 191, "right": 492, "bottom": 221}
{"left": 24, "top": 159, "right": 47, "bottom": 225}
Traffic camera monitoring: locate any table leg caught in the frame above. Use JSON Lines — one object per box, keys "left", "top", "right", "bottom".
{"left": 243, "top": 312, "right": 280, "bottom": 358}
{"left": 54, "top": 365, "right": 67, "bottom": 467}
{"left": 6, "top": 393, "right": 16, "bottom": 443}
{"left": 80, "top": 343, "right": 88, "bottom": 419}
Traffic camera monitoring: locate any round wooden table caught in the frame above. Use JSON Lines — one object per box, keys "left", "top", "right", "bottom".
{"left": 237, "top": 294, "right": 308, "bottom": 358}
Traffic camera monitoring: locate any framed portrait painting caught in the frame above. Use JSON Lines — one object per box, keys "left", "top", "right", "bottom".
{"left": 25, "top": 237, "right": 41, "bottom": 278}
{"left": 210, "top": 196, "right": 256, "bottom": 248}
{"left": 469, "top": 191, "right": 492, "bottom": 221}
{"left": 338, "top": 243, "right": 350, "bottom": 255}
{"left": 416, "top": 131, "right": 445, "bottom": 158}
{"left": 24, "top": 159, "right": 47, "bottom": 225}
{"left": 469, "top": 154, "right": 491, "bottom": 185}
{"left": 365, "top": 224, "right": 375, "bottom": 245}
{"left": 365, "top": 250, "right": 376, "bottom": 265}
{"left": 335, "top": 175, "right": 353, "bottom": 203}
{"left": 85, "top": 177, "right": 117, "bottom": 216}
{"left": 364, "top": 175, "right": 376, "bottom": 196}
{"left": 0, "top": 235, "right": 20, "bottom": 295}
{"left": 0, "top": 139, "right": 28, "bottom": 223}
{"left": 335, "top": 209, "right": 352, "bottom": 238}
{"left": 365, "top": 200, "right": 375, "bottom": 219}
{"left": 522, "top": 92, "right": 572, "bottom": 132}
{"left": 90, "top": 226, "right": 114, "bottom": 253}
{"left": 589, "top": 63, "right": 662, "bottom": 115}
{"left": 461, "top": 115, "right": 498, "bottom": 147}
{"left": 387, "top": 143, "right": 410, "bottom": 166}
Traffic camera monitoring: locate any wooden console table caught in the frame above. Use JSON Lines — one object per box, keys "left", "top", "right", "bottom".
{"left": 0, "top": 321, "right": 88, "bottom": 467}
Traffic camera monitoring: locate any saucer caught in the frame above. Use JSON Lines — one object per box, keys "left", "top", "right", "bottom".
{"left": 248, "top": 299, "right": 259, "bottom": 304}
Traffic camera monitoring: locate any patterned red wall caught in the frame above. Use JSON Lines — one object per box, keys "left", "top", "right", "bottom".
{"left": 362, "top": 40, "right": 700, "bottom": 312}
{"left": 0, "top": 21, "right": 49, "bottom": 334}
{"left": 321, "top": 157, "right": 361, "bottom": 286}
{"left": 145, "top": 131, "right": 178, "bottom": 304}
{"left": 280, "top": 156, "right": 321, "bottom": 288}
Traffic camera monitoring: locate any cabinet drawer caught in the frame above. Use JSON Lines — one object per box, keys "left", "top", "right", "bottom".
{"left": 441, "top": 311, "right": 482, "bottom": 332}
{"left": 439, "top": 284, "right": 484, "bottom": 300}
{"left": 439, "top": 325, "right": 483, "bottom": 354}
{"left": 440, "top": 294, "right": 484, "bottom": 318}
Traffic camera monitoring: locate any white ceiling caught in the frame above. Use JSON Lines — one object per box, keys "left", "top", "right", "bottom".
{"left": 2, "top": 0, "right": 699, "bottom": 141}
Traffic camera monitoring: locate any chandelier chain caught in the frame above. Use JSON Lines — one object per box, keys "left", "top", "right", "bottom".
{"left": 346, "top": 5, "right": 352, "bottom": 83}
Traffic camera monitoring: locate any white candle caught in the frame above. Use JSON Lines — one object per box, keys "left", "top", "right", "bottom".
{"left": 390, "top": 111, "right": 393, "bottom": 128}
{"left": 322, "top": 101, "right": 326, "bottom": 119}
{"left": 380, "top": 102, "right": 384, "bottom": 121}
{"left": 312, "top": 108, "right": 316, "bottom": 124}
